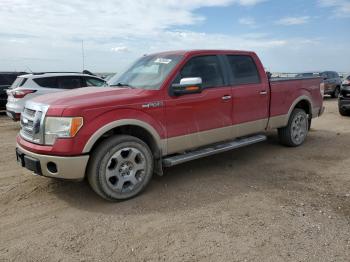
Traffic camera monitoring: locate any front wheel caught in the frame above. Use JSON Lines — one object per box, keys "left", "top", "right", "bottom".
{"left": 87, "top": 135, "right": 154, "bottom": 201}
{"left": 278, "top": 108, "right": 309, "bottom": 147}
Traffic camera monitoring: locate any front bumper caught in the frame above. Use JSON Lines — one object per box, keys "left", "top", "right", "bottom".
{"left": 324, "top": 89, "right": 334, "bottom": 95}
{"left": 16, "top": 144, "right": 89, "bottom": 180}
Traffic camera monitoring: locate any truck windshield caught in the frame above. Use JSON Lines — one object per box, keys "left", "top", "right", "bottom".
{"left": 108, "top": 54, "right": 183, "bottom": 90}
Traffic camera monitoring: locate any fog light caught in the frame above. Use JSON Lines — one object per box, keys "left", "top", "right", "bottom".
{"left": 47, "top": 162, "right": 57, "bottom": 173}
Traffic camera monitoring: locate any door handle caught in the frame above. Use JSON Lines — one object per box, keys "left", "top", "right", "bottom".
{"left": 222, "top": 95, "right": 232, "bottom": 101}
{"left": 260, "top": 90, "right": 267, "bottom": 95}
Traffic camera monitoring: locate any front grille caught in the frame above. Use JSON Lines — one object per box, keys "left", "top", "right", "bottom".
{"left": 19, "top": 102, "right": 48, "bottom": 144}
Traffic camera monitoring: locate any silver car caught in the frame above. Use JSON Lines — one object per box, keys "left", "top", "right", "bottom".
{"left": 6, "top": 73, "right": 106, "bottom": 120}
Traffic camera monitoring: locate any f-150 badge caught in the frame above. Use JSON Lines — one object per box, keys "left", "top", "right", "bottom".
{"left": 142, "top": 101, "right": 163, "bottom": 108}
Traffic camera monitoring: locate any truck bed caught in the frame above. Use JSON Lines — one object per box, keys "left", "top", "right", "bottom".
{"left": 269, "top": 77, "right": 323, "bottom": 118}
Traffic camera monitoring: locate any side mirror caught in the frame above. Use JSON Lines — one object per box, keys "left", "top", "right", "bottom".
{"left": 171, "top": 77, "right": 202, "bottom": 96}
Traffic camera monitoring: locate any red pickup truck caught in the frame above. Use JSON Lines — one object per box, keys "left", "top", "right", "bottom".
{"left": 16, "top": 50, "right": 324, "bottom": 200}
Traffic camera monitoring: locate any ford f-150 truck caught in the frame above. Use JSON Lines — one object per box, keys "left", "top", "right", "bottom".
{"left": 16, "top": 50, "right": 324, "bottom": 201}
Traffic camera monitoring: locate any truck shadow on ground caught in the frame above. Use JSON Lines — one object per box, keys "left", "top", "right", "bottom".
{"left": 48, "top": 128, "right": 349, "bottom": 216}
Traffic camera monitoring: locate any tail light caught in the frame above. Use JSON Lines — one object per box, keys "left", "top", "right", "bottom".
{"left": 320, "top": 82, "right": 325, "bottom": 97}
{"left": 11, "top": 89, "right": 36, "bottom": 99}
{"left": 343, "top": 80, "right": 350, "bottom": 87}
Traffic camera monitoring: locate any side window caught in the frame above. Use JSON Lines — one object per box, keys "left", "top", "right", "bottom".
{"left": 85, "top": 77, "right": 106, "bottom": 87}
{"left": 57, "top": 76, "right": 82, "bottom": 89}
{"left": 33, "top": 77, "right": 58, "bottom": 88}
{"left": 226, "top": 55, "right": 260, "bottom": 85}
{"left": 176, "top": 56, "right": 224, "bottom": 88}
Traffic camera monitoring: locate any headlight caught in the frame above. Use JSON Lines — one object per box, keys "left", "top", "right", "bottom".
{"left": 44, "top": 117, "right": 83, "bottom": 145}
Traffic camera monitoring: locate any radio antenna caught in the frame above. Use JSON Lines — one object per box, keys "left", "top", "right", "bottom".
{"left": 81, "top": 40, "right": 85, "bottom": 71}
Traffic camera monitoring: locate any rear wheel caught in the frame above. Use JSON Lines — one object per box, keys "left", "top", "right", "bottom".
{"left": 278, "top": 108, "right": 308, "bottom": 147}
{"left": 87, "top": 135, "right": 154, "bottom": 201}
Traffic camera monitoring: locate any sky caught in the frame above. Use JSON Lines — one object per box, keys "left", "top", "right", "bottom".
{"left": 0, "top": 0, "right": 349, "bottom": 73}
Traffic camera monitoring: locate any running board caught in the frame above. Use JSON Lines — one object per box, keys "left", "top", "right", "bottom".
{"left": 162, "top": 134, "right": 267, "bottom": 167}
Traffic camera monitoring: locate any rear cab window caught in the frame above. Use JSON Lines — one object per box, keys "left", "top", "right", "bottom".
{"left": 226, "top": 55, "right": 260, "bottom": 85}
{"left": 175, "top": 55, "right": 224, "bottom": 89}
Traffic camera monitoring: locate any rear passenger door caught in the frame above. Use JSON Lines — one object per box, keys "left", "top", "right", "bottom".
{"left": 165, "top": 55, "right": 233, "bottom": 154}
{"left": 225, "top": 55, "right": 269, "bottom": 137}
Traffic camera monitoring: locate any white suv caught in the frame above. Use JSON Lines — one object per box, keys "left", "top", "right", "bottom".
{"left": 6, "top": 73, "right": 106, "bottom": 120}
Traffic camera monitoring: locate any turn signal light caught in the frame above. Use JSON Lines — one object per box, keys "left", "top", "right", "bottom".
{"left": 185, "top": 86, "right": 200, "bottom": 91}
{"left": 70, "top": 117, "right": 84, "bottom": 137}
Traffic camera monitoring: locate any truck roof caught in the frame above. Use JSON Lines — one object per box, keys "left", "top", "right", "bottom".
{"left": 148, "top": 49, "right": 257, "bottom": 57}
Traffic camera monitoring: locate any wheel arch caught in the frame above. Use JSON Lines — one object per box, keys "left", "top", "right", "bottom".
{"left": 287, "top": 95, "right": 312, "bottom": 120}
{"left": 83, "top": 119, "right": 165, "bottom": 158}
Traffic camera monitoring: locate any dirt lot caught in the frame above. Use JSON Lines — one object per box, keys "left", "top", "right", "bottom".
{"left": 0, "top": 98, "right": 349, "bottom": 262}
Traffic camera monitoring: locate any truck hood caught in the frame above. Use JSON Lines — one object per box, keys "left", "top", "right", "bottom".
{"left": 31, "top": 87, "right": 151, "bottom": 115}
{"left": 33, "top": 87, "right": 148, "bottom": 107}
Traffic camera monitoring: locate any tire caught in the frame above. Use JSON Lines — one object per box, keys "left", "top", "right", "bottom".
{"left": 339, "top": 106, "right": 350, "bottom": 116}
{"left": 332, "top": 86, "right": 340, "bottom": 98}
{"left": 87, "top": 135, "right": 154, "bottom": 201}
{"left": 278, "top": 108, "right": 309, "bottom": 147}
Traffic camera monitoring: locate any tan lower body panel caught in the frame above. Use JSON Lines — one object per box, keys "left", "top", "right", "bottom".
{"left": 166, "top": 104, "right": 323, "bottom": 155}
{"left": 267, "top": 114, "right": 289, "bottom": 129}
{"left": 268, "top": 106, "right": 322, "bottom": 130}
{"left": 17, "top": 144, "right": 89, "bottom": 180}
{"left": 166, "top": 118, "right": 269, "bottom": 155}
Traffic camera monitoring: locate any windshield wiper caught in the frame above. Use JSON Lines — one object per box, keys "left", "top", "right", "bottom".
{"left": 109, "top": 82, "right": 135, "bottom": 89}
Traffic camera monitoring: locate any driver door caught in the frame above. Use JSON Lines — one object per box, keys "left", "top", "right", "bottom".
{"left": 165, "top": 55, "right": 233, "bottom": 154}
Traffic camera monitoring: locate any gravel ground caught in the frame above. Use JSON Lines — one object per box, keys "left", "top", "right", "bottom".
{"left": 0, "top": 98, "right": 349, "bottom": 262}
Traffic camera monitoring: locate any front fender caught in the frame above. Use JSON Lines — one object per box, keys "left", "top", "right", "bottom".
{"left": 78, "top": 108, "right": 166, "bottom": 153}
